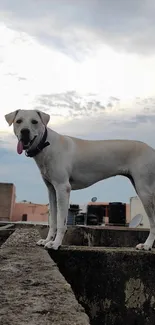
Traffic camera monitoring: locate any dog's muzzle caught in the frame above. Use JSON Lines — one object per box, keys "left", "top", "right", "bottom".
{"left": 20, "top": 128, "right": 31, "bottom": 148}
{"left": 17, "top": 128, "right": 37, "bottom": 154}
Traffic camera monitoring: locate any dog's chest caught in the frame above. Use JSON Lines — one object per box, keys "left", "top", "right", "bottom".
{"left": 35, "top": 158, "right": 51, "bottom": 180}
{"left": 41, "top": 166, "right": 48, "bottom": 178}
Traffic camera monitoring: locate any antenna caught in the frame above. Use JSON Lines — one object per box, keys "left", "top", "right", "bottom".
{"left": 129, "top": 214, "right": 143, "bottom": 228}
{"left": 91, "top": 197, "right": 97, "bottom": 202}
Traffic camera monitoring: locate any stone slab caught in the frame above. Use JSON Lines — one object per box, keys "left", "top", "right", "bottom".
{"left": 0, "top": 228, "right": 90, "bottom": 325}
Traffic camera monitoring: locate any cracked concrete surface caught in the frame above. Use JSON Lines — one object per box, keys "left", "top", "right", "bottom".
{"left": 0, "top": 228, "right": 90, "bottom": 325}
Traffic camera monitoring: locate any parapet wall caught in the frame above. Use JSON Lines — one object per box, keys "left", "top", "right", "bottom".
{"left": 50, "top": 245, "right": 155, "bottom": 325}
{"left": 40, "top": 224, "right": 152, "bottom": 248}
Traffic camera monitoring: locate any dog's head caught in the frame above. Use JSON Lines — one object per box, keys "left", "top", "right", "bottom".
{"left": 5, "top": 109, "right": 50, "bottom": 154}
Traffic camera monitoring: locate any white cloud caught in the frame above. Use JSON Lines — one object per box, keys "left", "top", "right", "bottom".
{"left": 1, "top": 10, "right": 155, "bottom": 141}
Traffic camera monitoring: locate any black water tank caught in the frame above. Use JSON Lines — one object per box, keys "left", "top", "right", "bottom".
{"left": 87, "top": 214, "right": 98, "bottom": 225}
{"left": 75, "top": 213, "right": 85, "bottom": 225}
{"left": 70, "top": 204, "right": 79, "bottom": 211}
{"left": 109, "top": 202, "right": 126, "bottom": 225}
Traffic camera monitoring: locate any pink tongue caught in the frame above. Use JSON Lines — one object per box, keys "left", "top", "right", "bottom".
{"left": 17, "top": 140, "right": 23, "bottom": 155}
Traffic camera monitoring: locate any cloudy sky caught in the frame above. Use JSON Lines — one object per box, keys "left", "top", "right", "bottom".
{"left": 1, "top": 0, "right": 155, "bottom": 204}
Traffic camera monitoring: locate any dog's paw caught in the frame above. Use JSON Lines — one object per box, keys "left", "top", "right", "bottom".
{"left": 44, "top": 240, "right": 60, "bottom": 251}
{"left": 136, "top": 243, "right": 152, "bottom": 251}
{"left": 36, "top": 239, "right": 49, "bottom": 246}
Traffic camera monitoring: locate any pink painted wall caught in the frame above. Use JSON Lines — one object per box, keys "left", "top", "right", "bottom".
{"left": 12, "top": 202, "right": 49, "bottom": 222}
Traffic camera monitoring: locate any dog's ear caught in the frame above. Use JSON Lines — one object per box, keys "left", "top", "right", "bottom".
{"left": 5, "top": 110, "right": 20, "bottom": 126}
{"left": 36, "top": 110, "right": 50, "bottom": 126}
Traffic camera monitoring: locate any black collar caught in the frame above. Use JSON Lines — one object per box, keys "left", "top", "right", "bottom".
{"left": 25, "top": 128, "right": 50, "bottom": 158}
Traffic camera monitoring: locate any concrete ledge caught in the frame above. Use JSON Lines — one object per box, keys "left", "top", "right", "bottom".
{"left": 50, "top": 246, "right": 155, "bottom": 325}
{"left": 77, "top": 225, "right": 152, "bottom": 248}
{"left": 39, "top": 225, "right": 152, "bottom": 248}
{"left": 1, "top": 223, "right": 152, "bottom": 248}
{"left": 63, "top": 225, "right": 153, "bottom": 248}
{"left": 0, "top": 228, "right": 90, "bottom": 325}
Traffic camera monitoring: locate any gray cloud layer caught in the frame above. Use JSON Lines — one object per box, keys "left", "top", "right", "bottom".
{"left": 36, "top": 91, "right": 109, "bottom": 118}
{"left": 36, "top": 91, "right": 155, "bottom": 121}
{"left": 0, "top": 0, "right": 155, "bottom": 57}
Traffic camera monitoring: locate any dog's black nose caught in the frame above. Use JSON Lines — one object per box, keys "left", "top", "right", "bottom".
{"left": 21, "top": 128, "right": 30, "bottom": 136}
{"left": 20, "top": 128, "right": 30, "bottom": 144}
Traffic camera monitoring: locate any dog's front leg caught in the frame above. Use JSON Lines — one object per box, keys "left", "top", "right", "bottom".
{"left": 45, "top": 182, "right": 71, "bottom": 250}
{"left": 37, "top": 178, "right": 57, "bottom": 247}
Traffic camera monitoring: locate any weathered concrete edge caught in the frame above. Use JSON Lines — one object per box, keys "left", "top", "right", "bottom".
{"left": 57, "top": 245, "right": 155, "bottom": 254}
{"left": 0, "top": 228, "right": 90, "bottom": 325}
{"left": 39, "top": 225, "right": 152, "bottom": 248}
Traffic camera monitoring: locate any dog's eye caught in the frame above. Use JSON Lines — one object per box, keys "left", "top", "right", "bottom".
{"left": 31, "top": 120, "right": 38, "bottom": 124}
{"left": 16, "top": 119, "right": 22, "bottom": 124}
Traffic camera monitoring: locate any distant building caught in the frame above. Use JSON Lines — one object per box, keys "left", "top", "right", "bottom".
{"left": 12, "top": 201, "right": 49, "bottom": 223}
{"left": 0, "top": 183, "right": 15, "bottom": 222}
{"left": 0, "top": 182, "right": 131, "bottom": 225}
{"left": 0, "top": 182, "right": 49, "bottom": 223}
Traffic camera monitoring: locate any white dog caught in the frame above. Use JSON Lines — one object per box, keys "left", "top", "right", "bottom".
{"left": 5, "top": 109, "right": 155, "bottom": 251}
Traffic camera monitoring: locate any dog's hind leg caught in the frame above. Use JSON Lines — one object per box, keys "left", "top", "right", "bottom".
{"left": 135, "top": 185, "right": 155, "bottom": 251}
{"left": 37, "top": 178, "right": 57, "bottom": 247}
